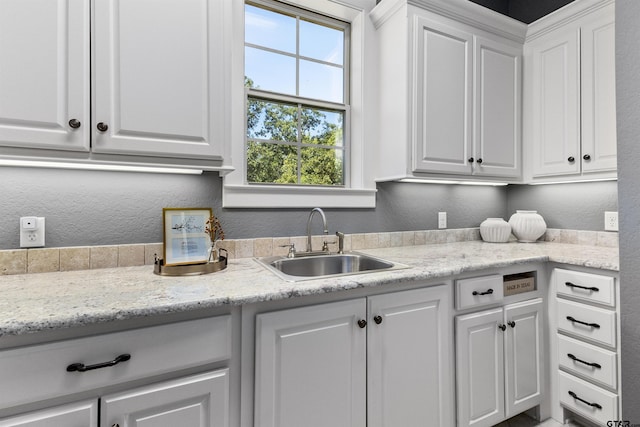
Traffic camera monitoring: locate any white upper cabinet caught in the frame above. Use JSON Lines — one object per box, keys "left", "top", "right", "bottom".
{"left": 474, "top": 36, "right": 521, "bottom": 178}
{"left": 93, "top": 0, "right": 225, "bottom": 160}
{"left": 0, "top": 0, "right": 226, "bottom": 169}
{"left": 580, "top": 9, "right": 617, "bottom": 173}
{"left": 525, "top": 1, "right": 615, "bottom": 180}
{"left": 0, "top": 0, "right": 90, "bottom": 152}
{"left": 412, "top": 17, "right": 473, "bottom": 175}
{"left": 372, "top": 0, "right": 525, "bottom": 182}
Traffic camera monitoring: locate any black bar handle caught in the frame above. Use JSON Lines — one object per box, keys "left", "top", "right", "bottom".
{"left": 67, "top": 354, "right": 131, "bottom": 372}
{"left": 568, "top": 391, "right": 602, "bottom": 409}
{"left": 566, "top": 316, "right": 600, "bottom": 329}
{"left": 472, "top": 289, "right": 494, "bottom": 296}
{"left": 565, "top": 281, "right": 599, "bottom": 292}
{"left": 567, "top": 353, "right": 602, "bottom": 369}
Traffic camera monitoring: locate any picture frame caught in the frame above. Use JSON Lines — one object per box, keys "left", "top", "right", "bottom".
{"left": 162, "top": 207, "right": 213, "bottom": 266}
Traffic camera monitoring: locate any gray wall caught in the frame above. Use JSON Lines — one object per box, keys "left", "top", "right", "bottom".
{"left": 0, "top": 166, "right": 508, "bottom": 249}
{"left": 506, "top": 181, "right": 618, "bottom": 230}
{"left": 616, "top": 0, "right": 640, "bottom": 422}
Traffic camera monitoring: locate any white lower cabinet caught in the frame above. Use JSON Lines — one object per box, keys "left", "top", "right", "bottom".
{"left": 0, "top": 371, "right": 228, "bottom": 427}
{"left": 0, "top": 317, "right": 232, "bottom": 427}
{"left": 102, "top": 370, "right": 229, "bottom": 427}
{"left": 254, "top": 285, "right": 452, "bottom": 427}
{"left": 0, "top": 401, "right": 97, "bottom": 427}
{"left": 552, "top": 267, "right": 620, "bottom": 425}
{"left": 456, "top": 298, "right": 543, "bottom": 427}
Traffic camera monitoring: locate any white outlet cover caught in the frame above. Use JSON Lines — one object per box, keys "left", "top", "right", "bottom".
{"left": 20, "top": 217, "right": 45, "bottom": 248}
{"left": 604, "top": 211, "right": 618, "bottom": 232}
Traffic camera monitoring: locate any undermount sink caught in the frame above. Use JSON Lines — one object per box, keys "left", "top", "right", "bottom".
{"left": 256, "top": 252, "right": 406, "bottom": 282}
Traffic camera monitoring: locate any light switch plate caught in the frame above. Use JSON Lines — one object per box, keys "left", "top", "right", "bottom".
{"left": 20, "top": 217, "right": 45, "bottom": 247}
{"left": 438, "top": 212, "right": 447, "bottom": 229}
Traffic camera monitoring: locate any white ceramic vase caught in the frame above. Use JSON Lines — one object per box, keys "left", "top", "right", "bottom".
{"left": 479, "top": 218, "right": 511, "bottom": 243}
{"left": 508, "top": 210, "right": 547, "bottom": 243}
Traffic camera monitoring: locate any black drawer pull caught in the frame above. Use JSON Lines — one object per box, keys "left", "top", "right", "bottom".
{"left": 566, "top": 316, "right": 600, "bottom": 329}
{"left": 567, "top": 353, "right": 602, "bottom": 369}
{"left": 67, "top": 354, "right": 131, "bottom": 372}
{"left": 568, "top": 391, "right": 602, "bottom": 409}
{"left": 565, "top": 281, "right": 599, "bottom": 292}
{"left": 472, "top": 289, "right": 493, "bottom": 296}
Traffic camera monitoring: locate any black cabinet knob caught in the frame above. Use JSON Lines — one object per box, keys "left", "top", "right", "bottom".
{"left": 508, "top": 321, "right": 516, "bottom": 328}
{"left": 68, "top": 119, "right": 81, "bottom": 129}
{"left": 373, "top": 315, "right": 383, "bottom": 325}
{"left": 498, "top": 324, "right": 506, "bottom": 331}
{"left": 97, "top": 122, "right": 109, "bottom": 132}
{"left": 583, "top": 154, "right": 591, "bottom": 161}
{"left": 476, "top": 158, "right": 483, "bottom": 164}
{"left": 468, "top": 157, "right": 474, "bottom": 163}
{"left": 357, "top": 319, "right": 367, "bottom": 328}
{"left": 568, "top": 156, "right": 575, "bottom": 163}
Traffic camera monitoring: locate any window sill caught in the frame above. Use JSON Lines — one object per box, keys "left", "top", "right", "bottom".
{"left": 222, "top": 184, "right": 377, "bottom": 208}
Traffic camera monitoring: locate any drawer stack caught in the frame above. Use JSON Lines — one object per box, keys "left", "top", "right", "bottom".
{"left": 554, "top": 268, "right": 619, "bottom": 425}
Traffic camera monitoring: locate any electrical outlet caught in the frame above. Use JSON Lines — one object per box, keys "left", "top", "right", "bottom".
{"left": 438, "top": 212, "right": 447, "bottom": 229}
{"left": 20, "top": 217, "right": 45, "bottom": 248}
{"left": 604, "top": 211, "right": 618, "bottom": 231}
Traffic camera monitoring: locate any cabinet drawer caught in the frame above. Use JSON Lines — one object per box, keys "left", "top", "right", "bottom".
{"left": 557, "top": 299, "right": 616, "bottom": 348}
{"left": 555, "top": 269, "right": 615, "bottom": 307}
{"left": 558, "top": 334, "right": 617, "bottom": 390}
{"left": 558, "top": 371, "right": 618, "bottom": 425}
{"left": 456, "top": 274, "right": 503, "bottom": 309}
{"left": 0, "top": 316, "right": 231, "bottom": 409}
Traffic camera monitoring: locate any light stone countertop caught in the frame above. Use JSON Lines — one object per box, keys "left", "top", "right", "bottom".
{"left": 0, "top": 241, "right": 618, "bottom": 338}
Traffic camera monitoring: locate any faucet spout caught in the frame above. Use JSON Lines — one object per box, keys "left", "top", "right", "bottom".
{"left": 306, "top": 208, "right": 328, "bottom": 252}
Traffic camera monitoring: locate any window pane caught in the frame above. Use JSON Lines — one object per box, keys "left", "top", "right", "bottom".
{"left": 247, "top": 141, "right": 298, "bottom": 184}
{"left": 245, "top": 47, "right": 296, "bottom": 95}
{"left": 247, "top": 97, "right": 299, "bottom": 142}
{"left": 245, "top": 4, "right": 296, "bottom": 54}
{"left": 301, "top": 108, "right": 344, "bottom": 147}
{"left": 299, "top": 59, "right": 343, "bottom": 103}
{"left": 301, "top": 147, "right": 344, "bottom": 185}
{"left": 300, "top": 20, "right": 343, "bottom": 65}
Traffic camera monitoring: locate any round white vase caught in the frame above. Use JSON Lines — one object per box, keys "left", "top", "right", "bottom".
{"left": 479, "top": 218, "right": 511, "bottom": 243}
{"left": 508, "top": 210, "right": 547, "bottom": 243}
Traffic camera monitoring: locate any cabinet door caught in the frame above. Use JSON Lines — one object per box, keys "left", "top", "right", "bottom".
{"left": 504, "top": 298, "right": 543, "bottom": 417}
{"left": 580, "top": 8, "right": 616, "bottom": 173}
{"left": 456, "top": 308, "right": 505, "bottom": 427}
{"left": 254, "top": 300, "right": 366, "bottom": 427}
{"left": 0, "top": 0, "right": 90, "bottom": 152}
{"left": 101, "top": 370, "right": 229, "bottom": 427}
{"left": 93, "top": 0, "right": 225, "bottom": 159}
{"left": 529, "top": 27, "right": 581, "bottom": 177}
{"left": 0, "top": 400, "right": 97, "bottom": 427}
{"left": 412, "top": 16, "right": 473, "bottom": 174}
{"left": 367, "top": 286, "right": 453, "bottom": 427}
{"left": 474, "top": 36, "right": 521, "bottom": 178}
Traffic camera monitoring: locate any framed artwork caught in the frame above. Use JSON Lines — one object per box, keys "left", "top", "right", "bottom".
{"left": 162, "top": 207, "right": 212, "bottom": 266}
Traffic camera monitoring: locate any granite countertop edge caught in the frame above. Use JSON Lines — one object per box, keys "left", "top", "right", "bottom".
{"left": 0, "top": 241, "right": 619, "bottom": 338}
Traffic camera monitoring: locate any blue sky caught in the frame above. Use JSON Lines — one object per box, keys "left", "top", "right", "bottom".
{"left": 244, "top": 4, "right": 345, "bottom": 104}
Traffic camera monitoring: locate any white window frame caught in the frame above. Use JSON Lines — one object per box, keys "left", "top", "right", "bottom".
{"left": 223, "top": 0, "right": 377, "bottom": 208}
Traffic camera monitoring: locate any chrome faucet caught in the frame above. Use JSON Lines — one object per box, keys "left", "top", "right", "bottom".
{"left": 306, "top": 207, "right": 328, "bottom": 252}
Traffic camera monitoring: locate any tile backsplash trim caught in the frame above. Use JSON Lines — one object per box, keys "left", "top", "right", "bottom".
{"left": 0, "top": 228, "right": 618, "bottom": 276}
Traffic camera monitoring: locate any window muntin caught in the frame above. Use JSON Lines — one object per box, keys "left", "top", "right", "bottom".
{"left": 244, "top": 1, "right": 349, "bottom": 186}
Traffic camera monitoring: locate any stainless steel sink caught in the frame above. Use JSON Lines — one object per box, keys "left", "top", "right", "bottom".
{"left": 256, "top": 252, "right": 406, "bottom": 281}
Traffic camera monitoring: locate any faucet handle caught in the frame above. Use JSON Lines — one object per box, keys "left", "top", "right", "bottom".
{"left": 280, "top": 244, "right": 296, "bottom": 258}
{"left": 322, "top": 240, "right": 336, "bottom": 252}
